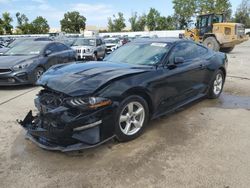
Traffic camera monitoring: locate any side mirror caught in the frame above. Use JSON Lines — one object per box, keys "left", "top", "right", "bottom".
{"left": 44, "top": 49, "right": 52, "bottom": 56}
{"left": 174, "top": 57, "right": 184, "bottom": 64}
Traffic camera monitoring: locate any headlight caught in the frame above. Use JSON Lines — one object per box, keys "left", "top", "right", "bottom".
{"left": 68, "top": 97, "right": 112, "bottom": 109}
{"left": 87, "top": 48, "right": 94, "bottom": 53}
{"left": 12, "top": 62, "right": 32, "bottom": 71}
{"left": 111, "top": 46, "right": 117, "bottom": 51}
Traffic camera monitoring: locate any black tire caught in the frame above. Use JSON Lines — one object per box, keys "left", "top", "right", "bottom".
{"left": 115, "top": 95, "right": 149, "bottom": 142}
{"left": 203, "top": 37, "right": 220, "bottom": 51}
{"left": 32, "top": 67, "right": 45, "bottom": 84}
{"left": 92, "top": 53, "right": 98, "bottom": 61}
{"left": 207, "top": 70, "right": 225, "bottom": 99}
{"left": 220, "top": 46, "right": 235, "bottom": 53}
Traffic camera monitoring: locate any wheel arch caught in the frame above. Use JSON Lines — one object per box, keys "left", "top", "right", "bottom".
{"left": 121, "top": 87, "right": 154, "bottom": 117}
{"left": 203, "top": 34, "right": 219, "bottom": 43}
{"left": 219, "top": 66, "right": 226, "bottom": 78}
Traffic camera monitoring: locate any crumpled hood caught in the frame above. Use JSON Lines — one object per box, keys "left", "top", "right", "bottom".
{"left": 37, "top": 61, "right": 152, "bottom": 96}
{"left": 0, "top": 55, "right": 38, "bottom": 68}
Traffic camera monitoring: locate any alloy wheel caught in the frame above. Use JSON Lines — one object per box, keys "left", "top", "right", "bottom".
{"left": 119, "top": 102, "right": 145, "bottom": 136}
{"left": 213, "top": 73, "right": 223, "bottom": 95}
{"left": 36, "top": 68, "right": 44, "bottom": 80}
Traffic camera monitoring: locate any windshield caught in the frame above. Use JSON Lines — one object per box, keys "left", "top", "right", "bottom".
{"left": 104, "top": 38, "right": 119, "bottom": 44}
{"left": 104, "top": 42, "right": 170, "bottom": 65}
{"left": 5, "top": 42, "right": 45, "bottom": 55}
{"left": 213, "top": 14, "right": 224, "bottom": 23}
{"left": 73, "top": 38, "right": 96, "bottom": 46}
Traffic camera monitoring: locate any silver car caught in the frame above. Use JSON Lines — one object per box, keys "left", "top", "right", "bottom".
{"left": 72, "top": 37, "right": 106, "bottom": 61}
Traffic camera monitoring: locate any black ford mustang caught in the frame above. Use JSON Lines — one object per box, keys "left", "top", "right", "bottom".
{"left": 19, "top": 38, "right": 228, "bottom": 152}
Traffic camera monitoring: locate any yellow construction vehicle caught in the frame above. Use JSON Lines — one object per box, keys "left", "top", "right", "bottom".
{"left": 184, "top": 13, "right": 248, "bottom": 53}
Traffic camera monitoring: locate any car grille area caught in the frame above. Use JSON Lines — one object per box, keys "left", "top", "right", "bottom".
{"left": 0, "top": 68, "right": 12, "bottom": 74}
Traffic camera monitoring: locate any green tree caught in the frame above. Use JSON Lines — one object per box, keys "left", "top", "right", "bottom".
{"left": 107, "top": 12, "right": 126, "bottom": 32}
{"left": 60, "top": 11, "right": 86, "bottom": 33}
{"left": 173, "top": 0, "right": 197, "bottom": 29}
{"left": 129, "top": 12, "right": 146, "bottom": 31}
{"left": 155, "top": 16, "right": 176, "bottom": 30}
{"left": 137, "top": 14, "right": 147, "bottom": 31}
{"left": 146, "top": 8, "right": 160, "bottom": 31}
{"left": 197, "top": 0, "right": 232, "bottom": 19}
{"left": 31, "top": 16, "right": 50, "bottom": 34}
{"left": 234, "top": 0, "right": 250, "bottom": 27}
{"left": 0, "top": 18, "right": 4, "bottom": 35}
{"left": 107, "top": 17, "right": 115, "bottom": 32}
{"left": 129, "top": 12, "right": 138, "bottom": 31}
{"left": 1, "top": 12, "right": 13, "bottom": 34}
{"left": 16, "top": 12, "right": 31, "bottom": 34}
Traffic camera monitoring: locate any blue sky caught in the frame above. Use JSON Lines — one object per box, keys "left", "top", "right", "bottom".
{"left": 0, "top": 0, "right": 241, "bottom": 29}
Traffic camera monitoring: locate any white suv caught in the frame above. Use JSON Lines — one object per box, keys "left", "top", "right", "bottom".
{"left": 72, "top": 37, "right": 106, "bottom": 60}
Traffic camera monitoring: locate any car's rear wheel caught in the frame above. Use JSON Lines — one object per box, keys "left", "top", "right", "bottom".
{"left": 93, "top": 53, "right": 98, "bottom": 61}
{"left": 115, "top": 95, "right": 149, "bottom": 142}
{"left": 207, "top": 70, "right": 225, "bottom": 99}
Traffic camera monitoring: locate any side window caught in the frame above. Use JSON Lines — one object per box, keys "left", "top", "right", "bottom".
{"left": 196, "top": 44, "right": 208, "bottom": 56}
{"left": 96, "top": 39, "right": 102, "bottom": 46}
{"left": 56, "top": 43, "right": 69, "bottom": 51}
{"left": 47, "top": 44, "right": 59, "bottom": 53}
{"left": 201, "top": 16, "right": 208, "bottom": 27}
{"left": 168, "top": 42, "right": 198, "bottom": 63}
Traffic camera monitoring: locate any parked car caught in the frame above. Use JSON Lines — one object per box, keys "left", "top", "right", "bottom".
{"left": 0, "top": 41, "right": 76, "bottom": 85}
{"left": 120, "top": 37, "right": 130, "bottom": 45}
{"left": 55, "top": 37, "right": 77, "bottom": 47}
{"left": 0, "top": 37, "right": 53, "bottom": 54}
{"left": 104, "top": 37, "right": 121, "bottom": 54}
{"left": 19, "top": 38, "right": 227, "bottom": 152}
{"left": 0, "top": 45, "right": 9, "bottom": 54}
{"left": 72, "top": 37, "right": 106, "bottom": 60}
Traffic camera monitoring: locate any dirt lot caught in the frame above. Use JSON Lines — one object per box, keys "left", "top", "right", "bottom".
{"left": 0, "top": 41, "right": 250, "bottom": 188}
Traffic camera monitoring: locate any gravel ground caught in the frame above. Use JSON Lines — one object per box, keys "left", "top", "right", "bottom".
{"left": 0, "top": 41, "right": 250, "bottom": 188}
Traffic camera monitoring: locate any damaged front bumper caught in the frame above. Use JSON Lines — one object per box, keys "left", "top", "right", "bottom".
{"left": 18, "top": 102, "right": 116, "bottom": 152}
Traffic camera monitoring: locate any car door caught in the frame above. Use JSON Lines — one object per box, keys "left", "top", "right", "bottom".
{"left": 44, "top": 43, "right": 60, "bottom": 69}
{"left": 96, "top": 39, "right": 105, "bottom": 57}
{"left": 155, "top": 42, "right": 208, "bottom": 114}
{"left": 56, "top": 43, "right": 71, "bottom": 63}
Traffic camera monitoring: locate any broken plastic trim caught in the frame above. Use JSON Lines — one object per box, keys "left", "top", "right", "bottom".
{"left": 25, "top": 133, "right": 115, "bottom": 152}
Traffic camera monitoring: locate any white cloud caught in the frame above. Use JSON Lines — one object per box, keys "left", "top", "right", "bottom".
{"left": 70, "top": 3, "right": 115, "bottom": 24}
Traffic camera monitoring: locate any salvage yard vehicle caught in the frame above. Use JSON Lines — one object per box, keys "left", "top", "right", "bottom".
{"left": 19, "top": 38, "right": 228, "bottom": 152}
{"left": 184, "top": 13, "right": 248, "bottom": 53}
{"left": 0, "top": 45, "right": 8, "bottom": 54}
{"left": 0, "top": 41, "right": 76, "bottom": 85}
{"left": 72, "top": 37, "right": 106, "bottom": 60}
{"left": 0, "top": 37, "right": 54, "bottom": 54}
{"left": 104, "top": 37, "right": 121, "bottom": 54}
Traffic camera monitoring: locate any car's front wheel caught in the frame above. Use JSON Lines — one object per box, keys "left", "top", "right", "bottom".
{"left": 32, "top": 67, "right": 45, "bottom": 84}
{"left": 115, "top": 95, "right": 149, "bottom": 142}
{"left": 207, "top": 70, "right": 225, "bottom": 99}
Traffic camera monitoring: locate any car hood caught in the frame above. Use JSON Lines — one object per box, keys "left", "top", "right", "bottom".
{"left": 0, "top": 55, "right": 38, "bottom": 68}
{"left": 37, "top": 61, "right": 153, "bottom": 96}
{"left": 72, "top": 46, "right": 95, "bottom": 50}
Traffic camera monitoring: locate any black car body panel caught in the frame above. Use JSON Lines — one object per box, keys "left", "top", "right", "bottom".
{"left": 19, "top": 38, "right": 228, "bottom": 151}
{"left": 37, "top": 61, "right": 152, "bottom": 96}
